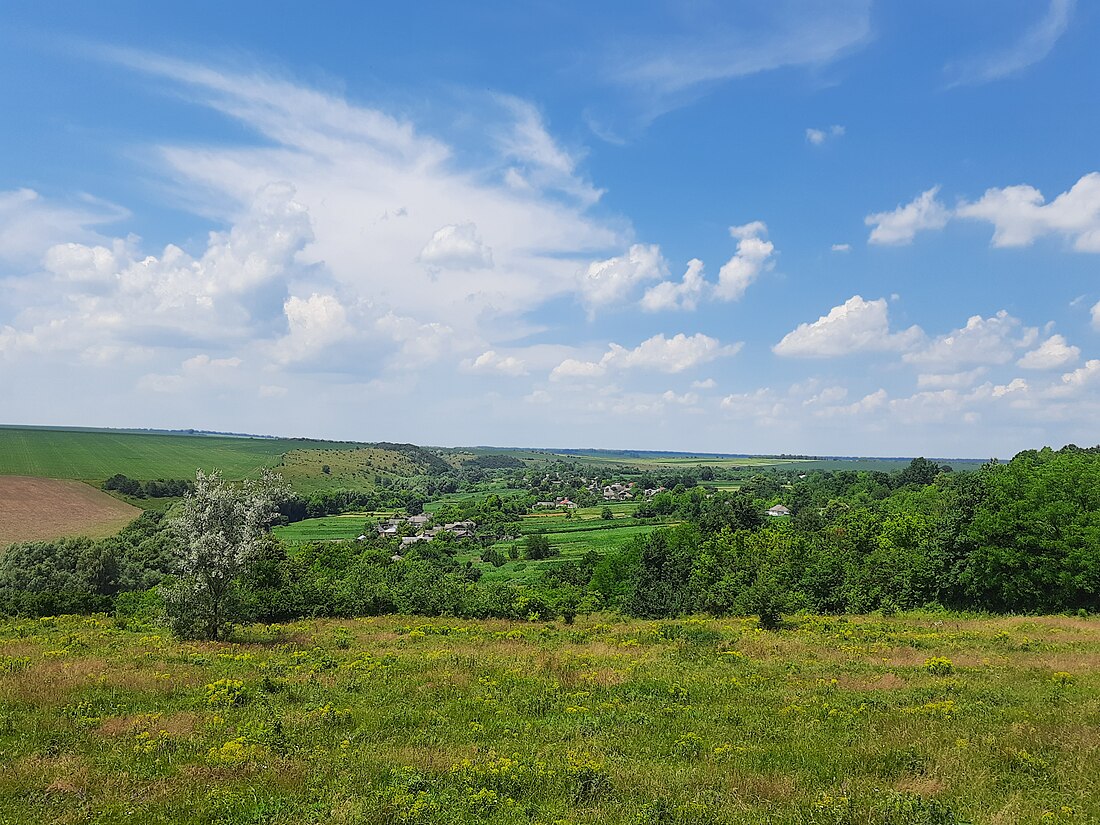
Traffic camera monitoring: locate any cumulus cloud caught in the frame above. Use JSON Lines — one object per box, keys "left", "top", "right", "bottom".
{"left": 375, "top": 312, "right": 456, "bottom": 368}
{"left": 903, "top": 310, "right": 1038, "bottom": 369}
{"left": 715, "top": 222, "right": 774, "bottom": 301}
{"left": 551, "top": 332, "right": 740, "bottom": 380}
{"left": 814, "top": 388, "right": 887, "bottom": 417}
{"left": 578, "top": 243, "right": 667, "bottom": 313}
{"left": 661, "top": 390, "right": 699, "bottom": 406}
{"left": 0, "top": 53, "right": 644, "bottom": 403}
{"left": 806, "top": 125, "right": 845, "bottom": 145}
{"left": 462, "top": 349, "right": 528, "bottom": 376}
{"left": 1057, "top": 359, "right": 1100, "bottom": 392}
{"left": 641, "top": 258, "right": 706, "bottom": 311}
{"left": 1017, "top": 334, "right": 1080, "bottom": 369}
{"left": 956, "top": 172, "right": 1100, "bottom": 251}
{"left": 773, "top": 295, "right": 923, "bottom": 357}
{"left": 419, "top": 223, "right": 493, "bottom": 270}
{"left": 1093, "top": 300, "right": 1100, "bottom": 330}
{"left": 640, "top": 221, "right": 774, "bottom": 310}
{"left": 275, "top": 293, "right": 352, "bottom": 363}
{"left": 691, "top": 378, "right": 717, "bottom": 390}
{"left": 0, "top": 189, "right": 129, "bottom": 271}
{"left": 831, "top": 243, "right": 851, "bottom": 253}
{"left": 5, "top": 183, "right": 315, "bottom": 365}
{"left": 865, "top": 187, "right": 950, "bottom": 245}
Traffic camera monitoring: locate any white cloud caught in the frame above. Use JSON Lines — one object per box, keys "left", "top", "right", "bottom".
{"left": 903, "top": 310, "right": 1038, "bottom": 369}
{"left": 916, "top": 367, "right": 988, "bottom": 389}
{"left": 1093, "top": 300, "right": 1100, "bottom": 330}
{"left": 4, "top": 183, "right": 316, "bottom": 363}
{"left": 375, "top": 312, "right": 456, "bottom": 368}
{"left": 641, "top": 258, "right": 706, "bottom": 311}
{"left": 608, "top": 5, "right": 871, "bottom": 118}
{"left": 947, "top": 0, "right": 1075, "bottom": 86}
{"left": 806, "top": 125, "right": 845, "bottom": 145}
{"left": 494, "top": 95, "right": 604, "bottom": 206}
{"left": 462, "top": 349, "right": 528, "bottom": 376}
{"left": 715, "top": 222, "right": 774, "bottom": 301}
{"left": 578, "top": 243, "right": 667, "bottom": 313}
{"left": 956, "top": 172, "right": 1100, "bottom": 251}
{"left": 661, "top": 390, "right": 699, "bottom": 406}
{"left": 549, "top": 358, "right": 606, "bottom": 381}
{"left": 815, "top": 388, "right": 887, "bottom": 417}
{"left": 275, "top": 293, "right": 352, "bottom": 363}
{"left": 137, "top": 353, "right": 243, "bottom": 395}
{"left": 865, "top": 187, "right": 950, "bottom": 245}
{"left": 551, "top": 332, "right": 740, "bottom": 380}
{"left": 803, "top": 386, "right": 848, "bottom": 407}
{"left": 0, "top": 54, "right": 641, "bottom": 403}
{"left": 719, "top": 388, "right": 786, "bottom": 426}
{"left": 419, "top": 223, "right": 493, "bottom": 270}
{"left": 0, "top": 189, "right": 128, "bottom": 271}
{"left": 1017, "top": 334, "right": 1080, "bottom": 369}
{"left": 773, "top": 295, "right": 923, "bottom": 357}
{"left": 1058, "top": 359, "right": 1100, "bottom": 391}
{"left": 831, "top": 243, "right": 851, "bottom": 253}
{"left": 691, "top": 378, "right": 717, "bottom": 390}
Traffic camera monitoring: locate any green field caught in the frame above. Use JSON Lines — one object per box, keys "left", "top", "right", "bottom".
{"left": 1, "top": 611, "right": 1096, "bottom": 824}
{"left": 273, "top": 513, "right": 385, "bottom": 543}
{"left": 0, "top": 428, "right": 366, "bottom": 482}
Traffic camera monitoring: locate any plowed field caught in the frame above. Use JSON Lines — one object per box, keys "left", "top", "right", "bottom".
{"left": 0, "top": 476, "right": 140, "bottom": 545}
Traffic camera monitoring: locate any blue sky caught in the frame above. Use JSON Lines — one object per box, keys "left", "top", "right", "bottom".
{"left": 2, "top": 0, "right": 1098, "bottom": 457}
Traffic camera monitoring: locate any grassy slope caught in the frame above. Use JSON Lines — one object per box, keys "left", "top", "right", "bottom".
{"left": 0, "top": 612, "right": 1096, "bottom": 824}
{"left": 274, "top": 448, "right": 429, "bottom": 494}
{"left": 0, "top": 428, "right": 361, "bottom": 482}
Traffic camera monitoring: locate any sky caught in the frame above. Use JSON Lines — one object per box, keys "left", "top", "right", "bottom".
{"left": 1, "top": 0, "right": 1099, "bottom": 457}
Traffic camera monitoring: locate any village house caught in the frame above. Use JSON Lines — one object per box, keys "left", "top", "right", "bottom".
{"left": 766, "top": 504, "right": 791, "bottom": 517}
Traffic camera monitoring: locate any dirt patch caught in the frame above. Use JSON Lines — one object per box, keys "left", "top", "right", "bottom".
{"left": 0, "top": 476, "right": 140, "bottom": 545}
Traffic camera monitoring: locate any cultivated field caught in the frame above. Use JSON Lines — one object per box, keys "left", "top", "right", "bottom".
{"left": 274, "top": 513, "right": 378, "bottom": 543}
{"left": 0, "top": 612, "right": 1096, "bottom": 824}
{"left": 0, "top": 428, "right": 315, "bottom": 481}
{"left": 0, "top": 476, "right": 141, "bottom": 546}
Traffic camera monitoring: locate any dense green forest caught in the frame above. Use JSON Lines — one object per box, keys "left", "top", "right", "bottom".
{"left": 2, "top": 446, "right": 1099, "bottom": 627}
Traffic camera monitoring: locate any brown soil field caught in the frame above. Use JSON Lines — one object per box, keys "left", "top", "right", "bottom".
{"left": 0, "top": 476, "right": 140, "bottom": 546}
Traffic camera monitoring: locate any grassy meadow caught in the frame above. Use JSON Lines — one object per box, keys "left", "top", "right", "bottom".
{"left": 0, "top": 428, "right": 356, "bottom": 482}
{"left": 273, "top": 514, "right": 381, "bottom": 543}
{"left": 1, "top": 612, "right": 1096, "bottom": 824}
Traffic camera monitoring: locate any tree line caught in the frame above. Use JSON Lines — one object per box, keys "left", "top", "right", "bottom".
{"left": 3, "top": 446, "right": 1099, "bottom": 639}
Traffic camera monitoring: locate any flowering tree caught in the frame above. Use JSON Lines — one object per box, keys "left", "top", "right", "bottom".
{"left": 161, "top": 469, "right": 287, "bottom": 640}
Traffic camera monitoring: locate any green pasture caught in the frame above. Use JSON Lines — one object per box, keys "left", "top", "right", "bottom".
{"left": 273, "top": 513, "right": 375, "bottom": 543}
{"left": 0, "top": 427, "right": 361, "bottom": 482}
{"left": 1, "top": 612, "right": 1097, "bottom": 824}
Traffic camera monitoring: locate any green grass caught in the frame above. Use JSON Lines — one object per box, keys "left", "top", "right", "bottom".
{"left": 0, "top": 427, "right": 367, "bottom": 482}
{"left": 1, "top": 612, "right": 1097, "bottom": 824}
{"left": 274, "top": 513, "right": 376, "bottom": 543}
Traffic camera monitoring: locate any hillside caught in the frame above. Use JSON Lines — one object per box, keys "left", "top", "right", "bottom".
{"left": 274, "top": 444, "right": 451, "bottom": 493}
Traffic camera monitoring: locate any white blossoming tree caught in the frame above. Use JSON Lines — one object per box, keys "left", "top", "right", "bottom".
{"left": 161, "top": 469, "right": 287, "bottom": 640}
